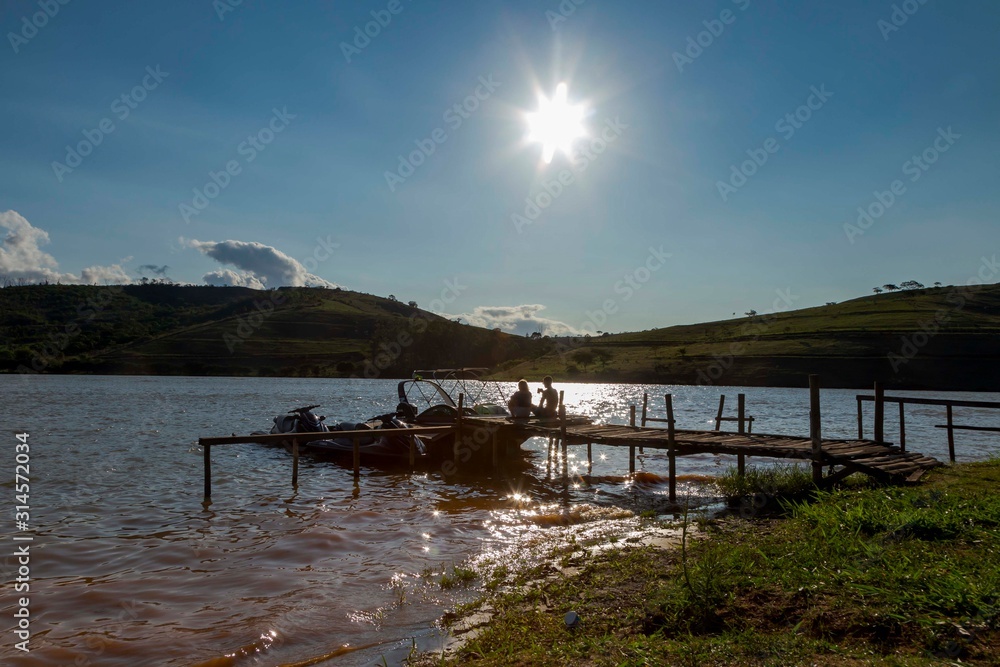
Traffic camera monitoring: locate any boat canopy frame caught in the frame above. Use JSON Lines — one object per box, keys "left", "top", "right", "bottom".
{"left": 398, "top": 368, "right": 508, "bottom": 411}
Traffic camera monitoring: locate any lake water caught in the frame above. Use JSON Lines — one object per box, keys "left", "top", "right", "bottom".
{"left": 2, "top": 375, "right": 998, "bottom": 666}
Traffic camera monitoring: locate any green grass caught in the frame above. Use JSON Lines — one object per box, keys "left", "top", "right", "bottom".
{"left": 713, "top": 464, "right": 817, "bottom": 501}
{"left": 431, "top": 462, "right": 1000, "bottom": 666}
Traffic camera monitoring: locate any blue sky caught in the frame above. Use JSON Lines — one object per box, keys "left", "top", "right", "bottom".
{"left": 2, "top": 0, "right": 998, "bottom": 335}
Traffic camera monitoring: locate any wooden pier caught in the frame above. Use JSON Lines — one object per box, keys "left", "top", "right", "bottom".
{"left": 198, "top": 376, "right": 955, "bottom": 500}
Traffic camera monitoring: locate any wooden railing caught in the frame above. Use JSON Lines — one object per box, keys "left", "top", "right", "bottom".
{"left": 856, "top": 385, "right": 1000, "bottom": 462}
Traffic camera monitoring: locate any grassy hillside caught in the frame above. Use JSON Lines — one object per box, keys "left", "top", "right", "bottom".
{"left": 497, "top": 284, "right": 1000, "bottom": 390}
{"left": 0, "top": 284, "right": 540, "bottom": 377}
{"left": 3, "top": 283, "right": 999, "bottom": 389}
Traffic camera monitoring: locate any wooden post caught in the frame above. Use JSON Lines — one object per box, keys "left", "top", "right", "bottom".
{"left": 947, "top": 405, "right": 956, "bottom": 462}
{"left": 560, "top": 403, "right": 568, "bottom": 478}
{"left": 203, "top": 443, "right": 212, "bottom": 498}
{"left": 874, "top": 382, "right": 885, "bottom": 444}
{"left": 353, "top": 434, "right": 360, "bottom": 478}
{"left": 809, "top": 375, "right": 823, "bottom": 484}
{"left": 665, "top": 394, "right": 675, "bottom": 446}
{"left": 737, "top": 393, "right": 746, "bottom": 476}
{"left": 668, "top": 448, "right": 676, "bottom": 502}
{"left": 629, "top": 401, "right": 636, "bottom": 475}
{"left": 857, "top": 397, "right": 864, "bottom": 440}
{"left": 639, "top": 394, "right": 648, "bottom": 453}
{"left": 715, "top": 395, "right": 725, "bottom": 430}
{"left": 737, "top": 394, "right": 746, "bottom": 434}
{"left": 898, "top": 402, "right": 906, "bottom": 452}
{"left": 454, "top": 393, "right": 464, "bottom": 463}
{"left": 629, "top": 404, "right": 636, "bottom": 428}
{"left": 292, "top": 439, "right": 299, "bottom": 486}
{"left": 587, "top": 442, "right": 592, "bottom": 471}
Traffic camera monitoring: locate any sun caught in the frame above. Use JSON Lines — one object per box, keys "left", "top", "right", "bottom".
{"left": 526, "top": 82, "right": 587, "bottom": 164}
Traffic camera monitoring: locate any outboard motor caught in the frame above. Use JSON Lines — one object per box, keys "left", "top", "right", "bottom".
{"left": 396, "top": 402, "right": 418, "bottom": 422}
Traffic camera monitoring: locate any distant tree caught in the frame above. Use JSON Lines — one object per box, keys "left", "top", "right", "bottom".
{"left": 826, "top": 302, "right": 837, "bottom": 306}
{"left": 571, "top": 349, "right": 596, "bottom": 371}
{"left": 529, "top": 331, "right": 542, "bottom": 340}
{"left": 407, "top": 300, "right": 418, "bottom": 308}
{"left": 388, "top": 294, "right": 398, "bottom": 301}
{"left": 873, "top": 287, "right": 883, "bottom": 294}
{"left": 883, "top": 284, "right": 899, "bottom": 292}
{"left": 745, "top": 309, "right": 758, "bottom": 318}
{"left": 934, "top": 282, "right": 942, "bottom": 287}
{"left": 593, "top": 348, "right": 613, "bottom": 369}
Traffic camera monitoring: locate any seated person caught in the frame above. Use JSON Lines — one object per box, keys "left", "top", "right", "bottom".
{"left": 507, "top": 379, "right": 534, "bottom": 418}
{"left": 533, "top": 375, "right": 559, "bottom": 418}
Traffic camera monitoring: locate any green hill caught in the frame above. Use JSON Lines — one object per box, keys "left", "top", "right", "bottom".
{"left": 497, "top": 283, "right": 1000, "bottom": 390}
{"left": 2, "top": 283, "right": 999, "bottom": 389}
{"left": 0, "top": 284, "right": 538, "bottom": 377}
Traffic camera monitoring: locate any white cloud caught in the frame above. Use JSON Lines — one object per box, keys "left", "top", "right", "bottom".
{"left": 443, "top": 304, "right": 581, "bottom": 337}
{"left": 203, "top": 269, "right": 267, "bottom": 289}
{"left": 184, "top": 238, "right": 338, "bottom": 289}
{"left": 0, "top": 210, "right": 132, "bottom": 285}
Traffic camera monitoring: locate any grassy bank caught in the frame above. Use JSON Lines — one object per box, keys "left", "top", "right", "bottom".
{"left": 430, "top": 462, "right": 1000, "bottom": 665}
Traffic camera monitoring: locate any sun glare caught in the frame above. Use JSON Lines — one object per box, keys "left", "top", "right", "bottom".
{"left": 526, "top": 82, "right": 587, "bottom": 164}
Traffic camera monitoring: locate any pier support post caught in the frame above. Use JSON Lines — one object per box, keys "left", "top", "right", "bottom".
{"left": 454, "top": 394, "right": 464, "bottom": 464}
{"left": 639, "top": 394, "right": 648, "bottom": 453}
{"left": 587, "top": 442, "right": 592, "bottom": 472}
{"left": 560, "top": 401, "right": 568, "bottom": 479}
{"left": 353, "top": 435, "right": 360, "bottom": 478}
{"left": 203, "top": 444, "right": 212, "bottom": 498}
{"left": 898, "top": 402, "right": 906, "bottom": 452}
{"left": 629, "top": 404, "right": 636, "bottom": 473}
{"left": 292, "top": 439, "right": 299, "bottom": 486}
{"left": 714, "top": 395, "right": 725, "bottom": 430}
{"left": 668, "top": 448, "right": 676, "bottom": 503}
{"left": 665, "top": 394, "right": 675, "bottom": 446}
{"left": 947, "top": 405, "right": 956, "bottom": 462}
{"left": 857, "top": 397, "right": 864, "bottom": 439}
{"left": 874, "top": 382, "right": 885, "bottom": 444}
{"left": 810, "top": 375, "right": 823, "bottom": 484}
{"left": 737, "top": 393, "right": 746, "bottom": 476}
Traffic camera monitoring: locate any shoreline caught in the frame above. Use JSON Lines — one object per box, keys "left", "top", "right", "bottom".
{"left": 4, "top": 370, "right": 1000, "bottom": 393}
{"left": 411, "top": 461, "right": 1000, "bottom": 666}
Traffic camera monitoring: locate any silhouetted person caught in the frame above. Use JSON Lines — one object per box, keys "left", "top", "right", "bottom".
{"left": 533, "top": 375, "right": 558, "bottom": 418}
{"left": 507, "top": 379, "right": 534, "bottom": 418}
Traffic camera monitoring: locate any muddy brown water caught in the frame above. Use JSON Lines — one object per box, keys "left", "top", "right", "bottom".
{"left": 2, "top": 376, "right": 996, "bottom": 665}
